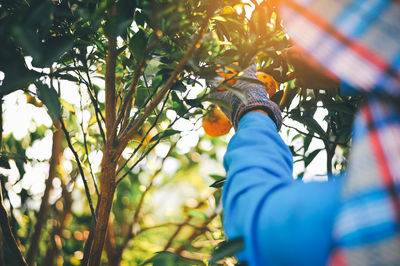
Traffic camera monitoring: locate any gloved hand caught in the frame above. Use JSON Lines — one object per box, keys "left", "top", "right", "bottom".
{"left": 209, "top": 64, "right": 282, "bottom": 130}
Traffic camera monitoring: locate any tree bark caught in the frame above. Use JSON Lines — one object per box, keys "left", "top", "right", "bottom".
{"left": 87, "top": 152, "right": 118, "bottom": 265}
{"left": 104, "top": 219, "right": 119, "bottom": 266}
{"left": 26, "top": 122, "right": 62, "bottom": 265}
{"left": 84, "top": 14, "right": 120, "bottom": 264}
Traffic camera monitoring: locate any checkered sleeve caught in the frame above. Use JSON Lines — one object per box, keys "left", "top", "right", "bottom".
{"left": 329, "top": 99, "right": 400, "bottom": 265}
{"left": 279, "top": 0, "right": 400, "bottom": 96}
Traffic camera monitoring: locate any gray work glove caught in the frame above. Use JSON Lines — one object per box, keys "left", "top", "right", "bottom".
{"left": 209, "top": 64, "right": 282, "bottom": 130}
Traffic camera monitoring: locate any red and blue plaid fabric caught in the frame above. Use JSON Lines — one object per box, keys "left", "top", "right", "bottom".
{"left": 279, "top": 0, "right": 400, "bottom": 265}
{"left": 280, "top": 0, "right": 400, "bottom": 94}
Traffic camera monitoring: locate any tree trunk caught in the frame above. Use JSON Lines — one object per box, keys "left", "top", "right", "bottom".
{"left": 86, "top": 151, "right": 118, "bottom": 265}
{"left": 104, "top": 220, "right": 120, "bottom": 266}
{"left": 26, "top": 123, "right": 62, "bottom": 265}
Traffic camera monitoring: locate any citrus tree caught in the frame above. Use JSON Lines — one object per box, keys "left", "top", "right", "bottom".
{"left": 0, "top": 0, "right": 359, "bottom": 265}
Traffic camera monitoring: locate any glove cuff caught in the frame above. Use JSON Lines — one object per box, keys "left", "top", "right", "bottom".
{"left": 233, "top": 100, "right": 282, "bottom": 130}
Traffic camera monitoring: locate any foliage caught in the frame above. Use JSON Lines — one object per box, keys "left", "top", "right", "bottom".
{"left": 0, "top": 0, "right": 359, "bottom": 265}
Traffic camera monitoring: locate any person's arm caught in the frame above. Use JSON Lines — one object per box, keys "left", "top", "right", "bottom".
{"left": 223, "top": 112, "right": 342, "bottom": 265}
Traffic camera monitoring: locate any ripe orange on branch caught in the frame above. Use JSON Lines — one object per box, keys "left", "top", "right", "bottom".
{"left": 202, "top": 105, "right": 232, "bottom": 137}
{"left": 216, "top": 64, "right": 279, "bottom": 98}
{"left": 256, "top": 71, "right": 279, "bottom": 98}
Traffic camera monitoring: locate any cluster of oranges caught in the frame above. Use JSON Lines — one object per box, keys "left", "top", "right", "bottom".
{"left": 202, "top": 66, "right": 279, "bottom": 137}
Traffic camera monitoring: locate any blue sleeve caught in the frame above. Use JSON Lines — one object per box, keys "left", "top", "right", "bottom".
{"left": 222, "top": 112, "right": 342, "bottom": 266}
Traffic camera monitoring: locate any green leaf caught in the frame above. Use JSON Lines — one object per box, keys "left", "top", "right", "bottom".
{"left": 236, "top": 76, "right": 266, "bottom": 87}
{"left": 305, "top": 149, "right": 323, "bottom": 168}
{"left": 130, "top": 29, "right": 147, "bottom": 62}
{"left": 291, "top": 115, "right": 328, "bottom": 139}
{"left": 36, "top": 82, "right": 61, "bottom": 123}
{"left": 60, "top": 99, "right": 75, "bottom": 114}
{"left": 203, "top": 98, "right": 232, "bottom": 112}
{"left": 185, "top": 98, "right": 203, "bottom": 108}
{"left": 325, "top": 103, "right": 356, "bottom": 115}
{"left": 210, "top": 179, "right": 225, "bottom": 188}
{"left": 303, "top": 135, "right": 312, "bottom": 153}
{"left": 209, "top": 174, "right": 225, "bottom": 181}
{"left": 134, "top": 86, "right": 149, "bottom": 108}
{"left": 209, "top": 238, "right": 244, "bottom": 265}
{"left": 56, "top": 73, "right": 79, "bottom": 83}
{"left": 171, "top": 80, "right": 186, "bottom": 92}
{"left": 135, "top": 11, "right": 147, "bottom": 27}
{"left": 187, "top": 210, "right": 209, "bottom": 221}
{"left": 149, "top": 129, "right": 180, "bottom": 143}
{"left": 0, "top": 156, "right": 11, "bottom": 169}
{"left": 41, "top": 36, "right": 74, "bottom": 67}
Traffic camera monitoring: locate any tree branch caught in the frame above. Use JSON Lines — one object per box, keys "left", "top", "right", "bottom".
{"left": 283, "top": 122, "right": 349, "bottom": 147}
{"left": 113, "top": 40, "right": 160, "bottom": 140}
{"left": 118, "top": 14, "right": 212, "bottom": 148}
{"left": 85, "top": 73, "right": 106, "bottom": 143}
{"left": 105, "top": 32, "right": 117, "bottom": 145}
{"left": 175, "top": 213, "right": 217, "bottom": 255}
{"left": 79, "top": 91, "right": 100, "bottom": 197}
{"left": 163, "top": 201, "right": 206, "bottom": 251}
{"left": 115, "top": 89, "right": 171, "bottom": 176}
{"left": 116, "top": 112, "right": 182, "bottom": 185}
{"left": 72, "top": 56, "right": 106, "bottom": 143}
{"left": 60, "top": 119, "right": 97, "bottom": 221}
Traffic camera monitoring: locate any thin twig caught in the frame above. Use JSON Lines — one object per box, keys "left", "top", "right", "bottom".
{"left": 116, "top": 111, "right": 184, "bottom": 185}
{"left": 115, "top": 89, "right": 171, "bottom": 176}
{"left": 124, "top": 81, "right": 163, "bottom": 132}
{"left": 60, "top": 119, "right": 97, "bottom": 222}
{"left": 113, "top": 40, "right": 160, "bottom": 140}
{"left": 164, "top": 200, "right": 207, "bottom": 251}
{"left": 175, "top": 213, "right": 217, "bottom": 255}
{"left": 84, "top": 70, "right": 106, "bottom": 129}
{"left": 79, "top": 90, "right": 100, "bottom": 197}
{"left": 283, "top": 122, "right": 349, "bottom": 147}
{"left": 118, "top": 13, "right": 213, "bottom": 147}
{"left": 71, "top": 60, "right": 106, "bottom": 143}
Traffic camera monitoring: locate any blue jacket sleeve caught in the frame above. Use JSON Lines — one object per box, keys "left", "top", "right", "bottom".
{"left": 222, "top": 112, "right": 342, "bottom": 266}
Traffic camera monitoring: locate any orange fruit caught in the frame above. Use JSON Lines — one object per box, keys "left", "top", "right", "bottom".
{"left": 256, "top": 72, "right": 279, "bottom": 98}
{"left": 202, "top": 105, "right": 232, "bottom": 137}
{"left": 216, "top": 63, "right": 239, "bottom": 91}
{"left": 215, "top": 65, "right": 279, "bottom": 97}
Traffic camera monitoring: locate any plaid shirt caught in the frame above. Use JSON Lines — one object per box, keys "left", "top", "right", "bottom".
{"left": 279, "top": 0, "right": 400, "bottom": 265}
